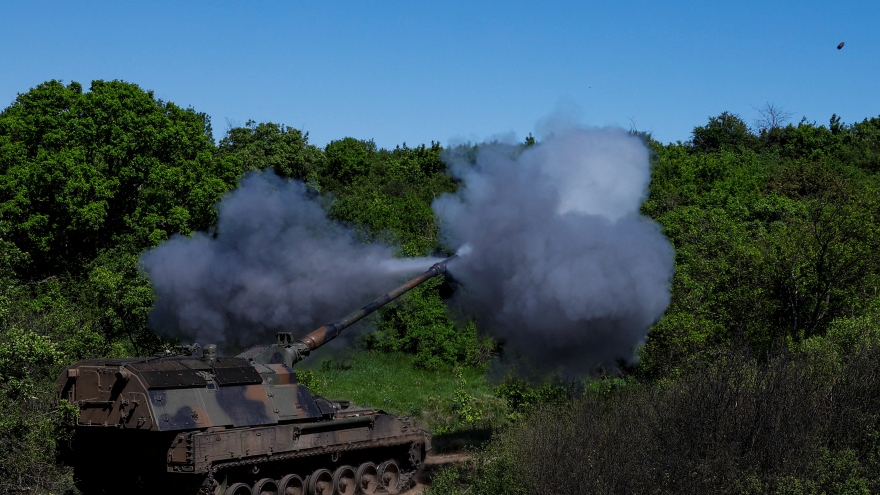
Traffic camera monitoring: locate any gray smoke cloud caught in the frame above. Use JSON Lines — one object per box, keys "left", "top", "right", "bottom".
{"left": 142, "top": 122, "right": 673, "bottom": 374}
{"left": 434, "top": 125, "right": 674, "bottom": 373}
{"left": 141, "top": 172, "right": 440, "bottom": 351}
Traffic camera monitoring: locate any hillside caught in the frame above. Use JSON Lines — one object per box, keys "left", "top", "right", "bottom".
{"left": 1, "top": 80, "right": 879, "bottom": 494}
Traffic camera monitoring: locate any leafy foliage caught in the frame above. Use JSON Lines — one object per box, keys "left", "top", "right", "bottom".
{"left": 426, "top": 445, "right": 523, "bottom": 495}
{"left": 690, "top": 111, "right": 758, "bottom": 153}
{"left": 0, "top": 80, "right": 236, "bottom": 279}
{"left": 2, "top": 77, "right": 880, "bottom": 493}
{"left": 215, "top": 120, "right": 324, "bottom": 182}
{"left": 0, "top": 281, "right": 108, "bottom": 493}
{"left": 324, "top": 141, "right": 457, "bottom": 255}
{"left": 639, "top": 115, "right": 880, "bottom": 377}
{"left": 0, "top": 80, "right": 247, "bottom": 355}
{"left": 449, "top": 334, "right": 880, "bottom": 495}
{"left": 364, "top": 279, "right": 494, "bottom": 369}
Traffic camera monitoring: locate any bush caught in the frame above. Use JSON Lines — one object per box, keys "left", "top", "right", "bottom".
{"left": 425, "top": 442, "right": 523, "bottom": 495}
{"left": 0, "top": 326, "right": 74, "bottom": 493}
{"left": 365, "top": 278, "right": 495, "bottom": 369}
{"left": 455, "top": 342, "right": 880, "bottom": 495}
{"left": 0, "top": 277, "right": 115, "bottom": 494}
{"left": 494, "top": 376, "right": 571, "bottom": 421}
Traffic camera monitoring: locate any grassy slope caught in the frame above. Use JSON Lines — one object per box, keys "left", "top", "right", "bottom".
{"left": 297, "top": 351, "right": 506, "bottom": 451}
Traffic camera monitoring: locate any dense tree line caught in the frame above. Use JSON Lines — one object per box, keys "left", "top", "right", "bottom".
{"left": 640, "top": 112, "right": 880, "bottom": 378}
{"left": 0, "top": 79, "right": 879, "bottom": 493}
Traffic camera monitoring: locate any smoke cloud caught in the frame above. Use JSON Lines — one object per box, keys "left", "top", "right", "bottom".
{"left": 434, "top": 126, "right": 674, "bottom": 373}
{"left": 141, "top": 172, "right": 439, "bottom": 351}
{"left": 142, "top": 122, "right": 674, "bottom": 374}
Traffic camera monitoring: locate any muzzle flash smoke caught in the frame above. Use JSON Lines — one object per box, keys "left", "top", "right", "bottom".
{"left": 434, "top": 126, "right": 674, "bottom": 372}
{"left": 141, "top": 173, "right": 442, "bottom": 351}
{"left": 142, "top": 124, "right": 674, "bottom": 373}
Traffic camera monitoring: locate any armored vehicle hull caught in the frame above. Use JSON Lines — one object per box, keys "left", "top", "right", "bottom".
{"left": 57, "top": 257, "right": 456, "bottom": 495}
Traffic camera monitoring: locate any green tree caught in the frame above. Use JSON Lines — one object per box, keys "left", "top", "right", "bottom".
{"left": 0, "top": 80, "right": 239, "bottom": 280}
{"left": 0, "top": 80, "right": 246, "bottom": 351}
{"left": 325, "top": 141, "right": 456, "bottom": 255}
{"left": 840, "top": 116, "right": 880, "bottom": 172}
{"left": 216, "top": 120, "right": 324, "bottom": 182}
{"left": 322, "top": 137, "right": 380, "bottom": 189}
{"left": 764, "top": 161, "right": 880, "bottom": 340}
{"left": 638, "top": 204, "right": 774, "bottom": 376}
{"left": 365, "top": 278, "right": 492, "bottom": 369}
{"left": 690, "top": 111, "right": 758, "bottom": 153}
{"left": 642, "top": 115, "right": 880, "bottom": 377}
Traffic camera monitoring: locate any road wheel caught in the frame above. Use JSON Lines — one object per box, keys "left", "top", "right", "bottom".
{"left": 308, "top": 469, "right": 333, "bottom": 495}
{"left": 377, "top": 461, "right": 400, "bottom": 495}
{"left": 355, "top": 463, "right": 378, "bottom": 495}
{"left": 279, "top": 474, "right": 304, "bottom": 495}
{"left": 252, "top": 478, "right": 279, "bottom": 495}
{"left": 332, "top": 465, "right": 356, "bottom": 495}
{"left": 225, "top": 483, "right": 251, "bottom": 495}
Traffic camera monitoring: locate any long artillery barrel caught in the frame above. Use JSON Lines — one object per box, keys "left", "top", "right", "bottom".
{"left": 297, "top": 255, "right": 458, "bottom": 351}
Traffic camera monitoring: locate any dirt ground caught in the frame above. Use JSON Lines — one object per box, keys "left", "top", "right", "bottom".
{"left": 402, "top": 452, "right": 470, "bottom": 494}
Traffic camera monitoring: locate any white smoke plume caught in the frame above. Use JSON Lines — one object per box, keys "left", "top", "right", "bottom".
{"left": 434, "top": 126, "right": 674, "bottom": 373}
{"left": 141, "top": 172, "right": 440, "bottom": 351}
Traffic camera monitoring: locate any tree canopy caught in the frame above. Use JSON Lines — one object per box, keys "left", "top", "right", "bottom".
{"left": 1, "top": 79, "right": 879, "bottom": 492}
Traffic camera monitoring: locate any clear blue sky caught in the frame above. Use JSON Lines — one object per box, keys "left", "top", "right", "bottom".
{"left": 2, "top": 1, "right": 877, "bottom": 149}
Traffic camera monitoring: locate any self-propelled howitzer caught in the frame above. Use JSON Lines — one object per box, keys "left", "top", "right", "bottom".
{"left": 57, "top": 256, "right": 456, "bottom": 495}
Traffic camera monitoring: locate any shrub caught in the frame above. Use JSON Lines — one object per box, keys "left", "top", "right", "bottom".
{"left": 456, "top": 342, "right": 880, "bottom": 495}
{"left": 425, "top": 441, "right": 523, "bottom": 495}
{"left": 0, "top": 327, "right": 74, "bottom": 493}
{"left": 365, "top": 279, "right": 495, "bottom": 369}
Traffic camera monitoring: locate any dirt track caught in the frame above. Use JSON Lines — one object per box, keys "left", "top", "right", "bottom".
{"left": 402, "top": 452, "right": 470, "bottom": 494}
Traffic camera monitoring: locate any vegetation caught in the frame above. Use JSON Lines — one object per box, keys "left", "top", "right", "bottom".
{"left": 429, "top": 311, "right": 880, "bottom": 494}
{"left": 299, "top": 352, "right": 505, "bottom": 450}
{"left": 1, "top": 79, "right": 879, "bottom": 493}
{"left": 640, "top": 113, "right": 880, "bottom": 378}
{"left": 428, "top": 112, "right": 880, "bottom": 495}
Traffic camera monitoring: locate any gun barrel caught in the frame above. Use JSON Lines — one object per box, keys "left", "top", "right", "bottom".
{"left": 298, "top": 255, "right": 457, "bottom": 351}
